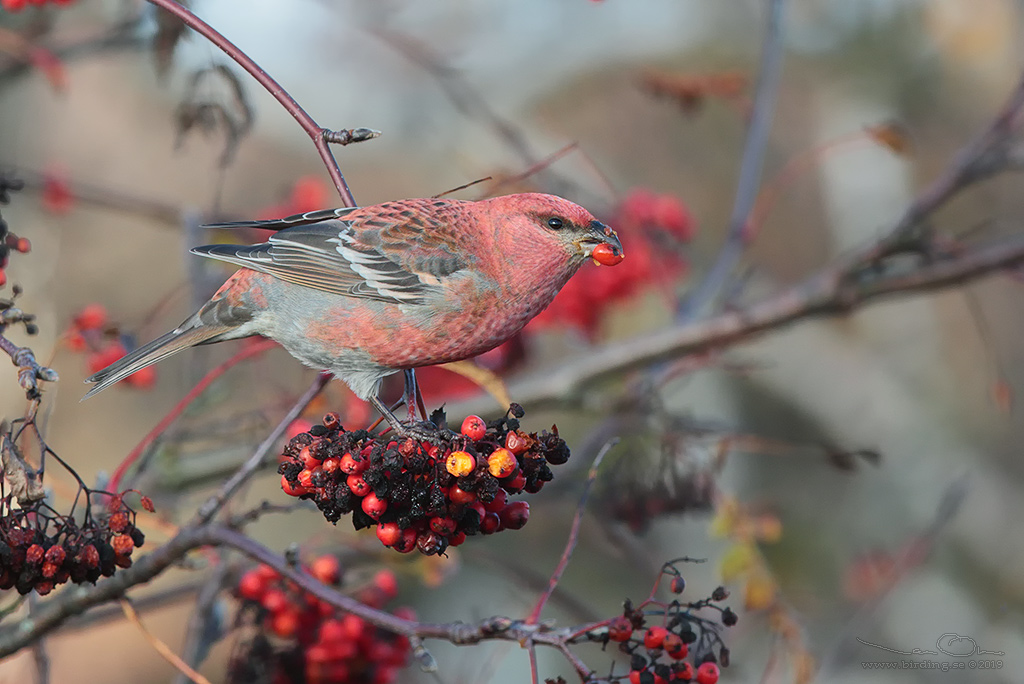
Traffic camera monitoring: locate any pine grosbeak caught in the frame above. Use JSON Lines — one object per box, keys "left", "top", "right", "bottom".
{"left": 85, "top": 193, "right": 622, "bottom": 432}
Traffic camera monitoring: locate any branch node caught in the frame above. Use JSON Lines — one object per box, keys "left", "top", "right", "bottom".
{"left": 322, "top": 127, "right": 381, "bottom": 146}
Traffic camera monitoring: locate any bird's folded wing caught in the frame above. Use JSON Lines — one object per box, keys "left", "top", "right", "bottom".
{"left": 192, "top": 205, "right": 471, "bottom": 305}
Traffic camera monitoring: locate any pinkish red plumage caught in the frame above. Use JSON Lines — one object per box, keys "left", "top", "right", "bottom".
{"left": 84, "top": 193, "right": 622, "bottom": 409}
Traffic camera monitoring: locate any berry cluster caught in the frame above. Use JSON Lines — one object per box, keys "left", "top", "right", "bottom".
{"left": 65, "top": 304, "right": 156, "bottom": 389}
{"left": 0, "top": 492, "right": 150, "bottom": 595}
{"left": 231, "top": 556, "right": 412, "bottom": 684}
{"left": 1, "top": 0, "right": 74, "bottom": 12}
{"left": 0, "top": 180, "right": 31, "bottom": 290}
{"left": 593, "top": 563, "right": 734, "bottom": 684}
{"left": 278, "top": 406, "right": 569, "bottom": 555}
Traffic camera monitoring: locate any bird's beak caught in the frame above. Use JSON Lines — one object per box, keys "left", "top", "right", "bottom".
{"left": 576, "top": 220, "right": 623, "bottom": 258}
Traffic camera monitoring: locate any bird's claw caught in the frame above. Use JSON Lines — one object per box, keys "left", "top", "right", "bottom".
{"left": 395, "top": 421, "right": 450, "bottom": 446}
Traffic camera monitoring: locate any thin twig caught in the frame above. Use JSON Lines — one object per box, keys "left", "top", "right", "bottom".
{"left": 679, "top": 0, "right": 787, "bottom": 319}
{"left": 527, "top": 438, "right": 619, "bottom": 625}
{"left": 120, "top": 599, "right": 214, "bottom": 684}
{"left": 173, "top": 562, "right": 231, "bottom": 684}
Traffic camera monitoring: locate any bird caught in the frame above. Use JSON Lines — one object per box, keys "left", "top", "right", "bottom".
{"left": 84, "top": 193, "right": 623, "bottom": 435}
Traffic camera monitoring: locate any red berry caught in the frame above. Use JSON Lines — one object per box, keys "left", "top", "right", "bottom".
{"left": 460, "top": 415, "right": 486, "bottom": 441}
{"left": 361, "top": 492, "right": 387, "bottom": 519}
{"left": 373, "top": 569, "right": 398, "bottom": 599}
{"left": 1, "top": 0, "right": 28, "bottom": 12}
{"left": 25, "top": 544, "right": 44, "bottom": 565}
{"left": 318, "top": 618, "right": 345, "bottom": 643}
{"left": 111, "top": 534, "right": 134, "bottom": 556}
{"left": 44, "top": 545, "right": 66, "bottom": 565}
{"left": 429, "top": 516, "right": 456, "bottom": 535}
{"left": 629, "top": 670, "right": 643, "bottom": 684}
{"left": 339, "top": 452, "right": 367, "bottom": 474}
{"left": 261, "top": 588, "right": 288, "bottom": 614}
{"left": 270, "top": 610, "right": 300, "bottom": 638}
{"left": 498, "top": 501, "right": 530, "bottom": 530}
{"left": 41, "top": 562, "right": 59, "bottom": 578}
{"left": 644, "top": 625, "right": 668, "bottom": 650}
{"left": 34, "top": 581, "right": 53, "bottom": 596}
{"left": 664, "top": 633, "right": 687, "bottom": 659}
{"left": 502, "top": 472, "right": 526, "bottom": 493}
{"left": 592, "top": 242, "right": 625, "bottom": 266}
{"left": 281, "top": 474, "right": 309, "bottom": 497}
{"left": 448, "top": 530, "right": 467, "bottom": 546}
{"left": 346, "top": 474, "right": 370, "bottom": 497}
{"left": 608, "top": 616, "right": 632, "bottom": 642}
{"left": 321, "top": 457, "right": 340, "bottom": 474}
{"left": 310, "top": 555, "right": 340, "bottom": 584}
{"left": 299, "top": 446, "right": 320, "bottom": 470}
{"left": 675, "top": 662, "right": 694, "bottom": 681}
{"left": 14, "top": 237, "right": 30, "bottom": 254}
{"left": 448, "top": 484, "right": 475, "bottom": 505}
{"left": 74, "top": 304, "right": 107, "bottom": 331}
{"left": 479, "top": 512, "right": 501, "bottom": 534}
{"left": 505, "top": 430, "right": 530, "bottom": 454}
{"left": 483, "top": 488, "right": 507, "bottom": 513}
{"left": 238, "top": 569, "right": 267, "bottom": 601}
{"left": 376, "top": 522, "right": 402, "bottom": 547}
{"left": 77, "top": 545, "right": 99, "bottom": 569}
{"left": 696, "top": 663, "right": 719, "bottom": 684}
{"left": 139, "top": 496, "right": 155, "bottom": 513}
{"left": 392, "top": 527, "right": 418, "bottom": 553}
{"left": 297, "top": 468, "right": 315, "bottom": 489}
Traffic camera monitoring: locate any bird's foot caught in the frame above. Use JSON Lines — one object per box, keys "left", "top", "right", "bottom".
{"left": 393, "top": 420, "right": 451, "bottom": 446}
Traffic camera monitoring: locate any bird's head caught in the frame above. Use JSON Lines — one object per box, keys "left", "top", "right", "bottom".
{"left": 487, "top": 193, "right": 624, "bottom": 267}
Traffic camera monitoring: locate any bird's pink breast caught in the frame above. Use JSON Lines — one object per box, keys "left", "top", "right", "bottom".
{"left": 305, "top": 271, "right": 569, "bottom": 370}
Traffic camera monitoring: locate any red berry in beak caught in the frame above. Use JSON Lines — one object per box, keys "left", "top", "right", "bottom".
{"left": 592, "top": 242, "right": 624, "bottom": 266}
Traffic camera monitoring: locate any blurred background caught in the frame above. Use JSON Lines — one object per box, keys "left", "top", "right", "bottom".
{"left": 2, "top": 0, "right": 1024, "bottom": 682}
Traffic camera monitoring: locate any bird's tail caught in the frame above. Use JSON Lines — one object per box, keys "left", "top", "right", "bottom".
{"left": 83, "top": 320, "right": 228, "bottom": 400}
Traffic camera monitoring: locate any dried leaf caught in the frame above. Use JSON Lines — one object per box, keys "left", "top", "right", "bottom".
{"left": 720, "top": 543, "right": 756, "bottom": 582}
{"left": 0, "top": 425, "right": 44, "bottom": 506}
{"left": 175, "top": 65, "right": 255, "bottom": 167}
{"left": 866, "top": 121, "right": 912, "bottom": 156}
{"left": 743, "top": 572, "right": 777, "bottom": 611}
{"left": 438, "top": 360, "right": 511, "bottom": 409}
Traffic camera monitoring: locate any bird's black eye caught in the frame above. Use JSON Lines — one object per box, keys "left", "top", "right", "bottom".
{"left": 547, "top": 217, "right": 564, "bottom": 230}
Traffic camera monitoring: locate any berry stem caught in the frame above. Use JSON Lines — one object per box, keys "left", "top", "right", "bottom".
{"left": 525, "top": 438, "right": 617, "bottom": 625}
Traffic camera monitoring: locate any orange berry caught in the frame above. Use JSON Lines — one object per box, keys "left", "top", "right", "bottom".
{"left": 445, "top": 450, "right": 476, "bottom": 478}
{"left": 487, "top": 448, "right": 517, "bottom": 478}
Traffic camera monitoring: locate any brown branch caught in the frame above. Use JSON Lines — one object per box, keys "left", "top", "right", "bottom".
{"left": 447, "top": 233, "right": 1024, "bottom": 414}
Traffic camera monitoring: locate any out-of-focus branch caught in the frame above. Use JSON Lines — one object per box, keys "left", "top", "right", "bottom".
{"left": 680, "top": 0, "right": 787, "bottom": 318}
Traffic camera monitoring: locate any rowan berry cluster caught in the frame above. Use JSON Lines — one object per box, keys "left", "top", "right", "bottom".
{"left": 0, "top": 177, "right": 31, "bottom": 291}
{"left": 0, "top": 492, "right": 150, "bottom": 595}
{"left": 278, "top": 405, "right": 569, "bottom": 555}
{"left": 65, "top": 304, "right": 156, "bottom": 389}
{"left": 230, "top": 556, "right": 412, "bottom": 684}
{"left": 1, "top": 0, "right": 74, "bottom": 12}
{"left": 595, "top": 562, "right": 734, "bottom": 684}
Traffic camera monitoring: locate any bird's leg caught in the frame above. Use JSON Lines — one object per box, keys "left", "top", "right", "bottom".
{"left": 368, "top": 393, "right": 445, "bottom": 445}
{"left": 403, "top": 369, "right": 418, "bottom": 423}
